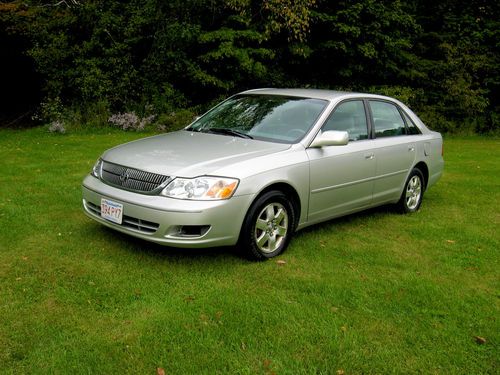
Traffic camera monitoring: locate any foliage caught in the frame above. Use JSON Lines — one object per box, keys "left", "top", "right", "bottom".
{"left": 406, "top": 0, "right": 499, "bottom": 132}
{"left": 262, "top": 0, "right": 316, "bottom": 43}
{"left": 0, "top": 0, "right": 498, "bottom": 133}
{"left": 108, "top": 112, "right": 155, "bottom": 131}
{"left": 47, "top": 119, "right": 66, "bottom": 134}
{"left": 31, "top": 97, "right": 65, "bottom": 123}
{"left": 155, "top": 109, "right": 198, "bottom": 133}
{"left": 307, "top": 0, "right": 419, "bottom": 85}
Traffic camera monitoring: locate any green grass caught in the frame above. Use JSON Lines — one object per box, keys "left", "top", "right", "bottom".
{"left": 0, "top": 128, "right": 498, "bottom": 374}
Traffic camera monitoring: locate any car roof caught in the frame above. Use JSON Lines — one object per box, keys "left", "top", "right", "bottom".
{"left": 236, "top": 88, "right": 431, "bottom": 135}
{"left": 241, "top": 88, "right": 392, "bottom": 102}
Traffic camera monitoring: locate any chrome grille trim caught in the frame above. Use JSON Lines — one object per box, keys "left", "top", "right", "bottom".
{"left": 100, "top": 161, "right": 170, "bottom": 194}
{"left": 84, "top": 201, "right": 160, "bottom": 234}
{"left": 122, "top": 217, "right": 159, "bottom": 232}
{"left": 86, "top": 200, "right": 100, "bottom": 216}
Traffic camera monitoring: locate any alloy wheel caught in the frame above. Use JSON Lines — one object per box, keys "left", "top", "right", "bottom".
{"left": 254, "top": 203, "right": 289, "bottom": 253}
{"left": 405, "top": 175, "right": 422, "bottom": 210}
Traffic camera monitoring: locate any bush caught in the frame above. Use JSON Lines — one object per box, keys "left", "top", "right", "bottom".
{"left": 32, "top": 97, "right": 64, "bottom": 124}
{"left": 367, "top": 86, "right": 425, "bottom": 109}
{"left": 48, "top": 120, "right": 66, "bottom": 134}
{"left": 155, "top": 109, "right": 197, "bottom": 132}
{"left": 108, "top": 112, "right": 156, "bottom": 131}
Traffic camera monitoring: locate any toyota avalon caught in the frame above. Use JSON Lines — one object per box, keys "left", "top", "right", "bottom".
{"left": 82, "top": 89, "right": 444, "bottom": 259}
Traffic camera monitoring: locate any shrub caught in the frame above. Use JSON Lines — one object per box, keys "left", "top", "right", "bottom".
{"left": 48, "top": 120, "right": 66, "bottom": 134}
{"left": 155, "top": 109, "right": 197, "bottom": 132}
{"left": 32, "top": 97, "right": 64, "bottom": 124}
{"left": 108, "top": 112, "right": 156, "bottom": 131}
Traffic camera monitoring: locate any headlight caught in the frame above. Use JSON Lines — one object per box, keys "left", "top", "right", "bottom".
{"left": 161, "top": 176, "right": 239, "bottom": 200}
{"left": 91, "top": 158, "right": 103, "bottom": 178}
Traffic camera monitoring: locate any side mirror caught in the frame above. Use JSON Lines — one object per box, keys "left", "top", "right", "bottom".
{"left": 309, "top": 130, "right": 349, "bottom": 148}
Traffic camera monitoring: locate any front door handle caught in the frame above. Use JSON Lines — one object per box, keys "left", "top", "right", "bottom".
{"left": 364, "top": 153, "right": 374, "bottom": 160}
{"left": 408, "top": 146, "right": 415, "bottom": 152}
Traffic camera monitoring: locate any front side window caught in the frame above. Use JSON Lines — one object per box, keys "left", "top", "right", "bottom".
{"left": 322, "top": 100, "right": 368, "bottom": 141}
{"left": 370, "top": 101, "right": 406, "bottom": 138}
{"left": 187, "top": 95, "right": 328, "bottom": 144}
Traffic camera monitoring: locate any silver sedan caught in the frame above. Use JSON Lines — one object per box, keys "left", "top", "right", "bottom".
{"left": 82, "top": 89, "right": 444, "bottom": 259}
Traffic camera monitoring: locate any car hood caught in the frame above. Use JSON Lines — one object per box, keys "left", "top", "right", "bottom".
{"left": 102, "top": 130, "right": 291, "bottom": 178}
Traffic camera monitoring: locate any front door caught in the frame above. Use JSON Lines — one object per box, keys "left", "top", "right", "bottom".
{"left": 306, "top": 100, "right": 376, "bottom": 223}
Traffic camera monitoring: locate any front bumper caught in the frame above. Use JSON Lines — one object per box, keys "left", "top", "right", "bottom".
{"left": 82, "top": 175, "right": 255, "bottom": 247}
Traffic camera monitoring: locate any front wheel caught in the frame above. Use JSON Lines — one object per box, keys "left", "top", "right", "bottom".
{"left": 398, "top": 168, "right": 425, "bottom": 213}
{"left": 239, "top": 191, "right": 295, "bottom": 260}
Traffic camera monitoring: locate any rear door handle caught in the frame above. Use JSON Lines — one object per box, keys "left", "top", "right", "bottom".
{"left": 364, "top": 153, "right": 374, "bottom": 160}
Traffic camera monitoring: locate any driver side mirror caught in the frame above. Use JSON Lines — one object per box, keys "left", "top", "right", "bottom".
{"left": 309, "top": 130, "right": 349, "bottom": 148}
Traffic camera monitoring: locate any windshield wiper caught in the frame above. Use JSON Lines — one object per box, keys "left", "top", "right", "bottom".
{"left": 205, "top": 128, "right": 253, "bottom": 139}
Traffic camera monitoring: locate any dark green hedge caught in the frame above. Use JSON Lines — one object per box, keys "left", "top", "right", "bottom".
{"left": 1, "top": 0, "right": 498, "bottom": 133}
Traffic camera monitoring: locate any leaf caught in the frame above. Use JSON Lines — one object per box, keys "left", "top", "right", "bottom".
{"left": 474, "top": 336, "right": 486, "bottom": 345}
{"left": 263, "top": 359, "right": 272, "bottom": 369}
{"left": 446, "top": 239, "right": 455, "bottom": 244}
{"left": 336, "top": 370, "right": 345, "bottom": 375}
{"left": 340, "top": 326, "right": 347, "bottom": 332}
{"left": 200, "top": 313, "right": 209, "bottom": 325}
{"left": 215, "top": 311, "right": 223, "bottom": 321}
{"left": 276, "top": 260, "right": 286, "bottom": 265}
{"left": 157, "top": 368, "right": 166, "bottom": 375}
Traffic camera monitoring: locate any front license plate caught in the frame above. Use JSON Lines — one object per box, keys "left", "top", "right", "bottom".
{"left": 101, "top": 198, "right": 123, "bottom": 224}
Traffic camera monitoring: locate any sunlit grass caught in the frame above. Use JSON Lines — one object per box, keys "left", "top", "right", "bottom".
{"left": 0, "top": 128, "right": 498, "bottom": 374}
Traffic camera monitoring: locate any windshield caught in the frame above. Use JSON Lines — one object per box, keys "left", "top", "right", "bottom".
{"left": 186, "top": 94, "right": 328, "bottom": 143}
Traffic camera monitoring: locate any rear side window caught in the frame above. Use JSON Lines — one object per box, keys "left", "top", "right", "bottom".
{"left": 370, "top": 101, "right": 406, "bottom": 138}
{"left": 402, "top": 111, "right": 421, "bottom": 135}
{"left": 323, "top": 100, "right": 368, "bottom": 141}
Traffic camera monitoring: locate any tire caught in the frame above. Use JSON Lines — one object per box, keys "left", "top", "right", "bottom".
{"left": 398, "top": 168, "right": 425, "bottom": 213}
{"left": 239, "top": 190, "right": 295, "bottom": 260}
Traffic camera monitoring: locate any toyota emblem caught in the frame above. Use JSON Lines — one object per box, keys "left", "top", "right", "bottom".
{"left": 119, "top": 170, "right": 129, "bottom": 182}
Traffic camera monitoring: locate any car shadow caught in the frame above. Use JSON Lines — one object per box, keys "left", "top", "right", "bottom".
{"left": 294, "top": 203, "right": 397, "bottom": 238}
{"left": 99, "top": 226, "right": 245, "bottom": 263}
{"left": 94, "top": 203, "right": 398, "bottom": 262}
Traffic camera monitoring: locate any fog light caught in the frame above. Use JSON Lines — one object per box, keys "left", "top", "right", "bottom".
{"left": 167, "top": 225, "right": 211, "bottom": 238}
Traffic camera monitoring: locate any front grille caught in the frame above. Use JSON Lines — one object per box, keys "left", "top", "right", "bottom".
{"left": 85, "top": 201, "right": 160, "bottom": 234}
{"left": 100, "top": 161, "right": 170, "bottom": 193}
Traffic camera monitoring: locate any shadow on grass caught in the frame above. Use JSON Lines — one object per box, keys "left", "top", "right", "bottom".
{"left": 294, "top": 203, "right": 397, "bottom": 238}
{"left": 99, "top": 226, "right": 245, "bottom": 263}
{"left": 90, "top": 203, "right": 399, "bottom": 262}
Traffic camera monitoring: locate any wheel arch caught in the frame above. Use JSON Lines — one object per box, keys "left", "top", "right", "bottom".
{"left": 252, "top": 182, "right": 301, "bottom": 230}
{"left": 413, "top": 161, "right": 429, "bottom": 190}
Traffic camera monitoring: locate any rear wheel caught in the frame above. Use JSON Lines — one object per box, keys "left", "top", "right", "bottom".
{"left": 398, "top": 168, "right": 424, "bottom": 213}
{"left": 239, "top": 190, "right": 295, "bottom": 260}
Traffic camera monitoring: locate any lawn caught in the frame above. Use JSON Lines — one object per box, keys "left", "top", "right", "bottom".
{"left": 0, "top": 127, "right": 498, "bottom": 374}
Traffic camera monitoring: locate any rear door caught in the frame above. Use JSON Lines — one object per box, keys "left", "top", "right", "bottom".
{"left": 368, "top": 100, "right": 418, "bottom": 204}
